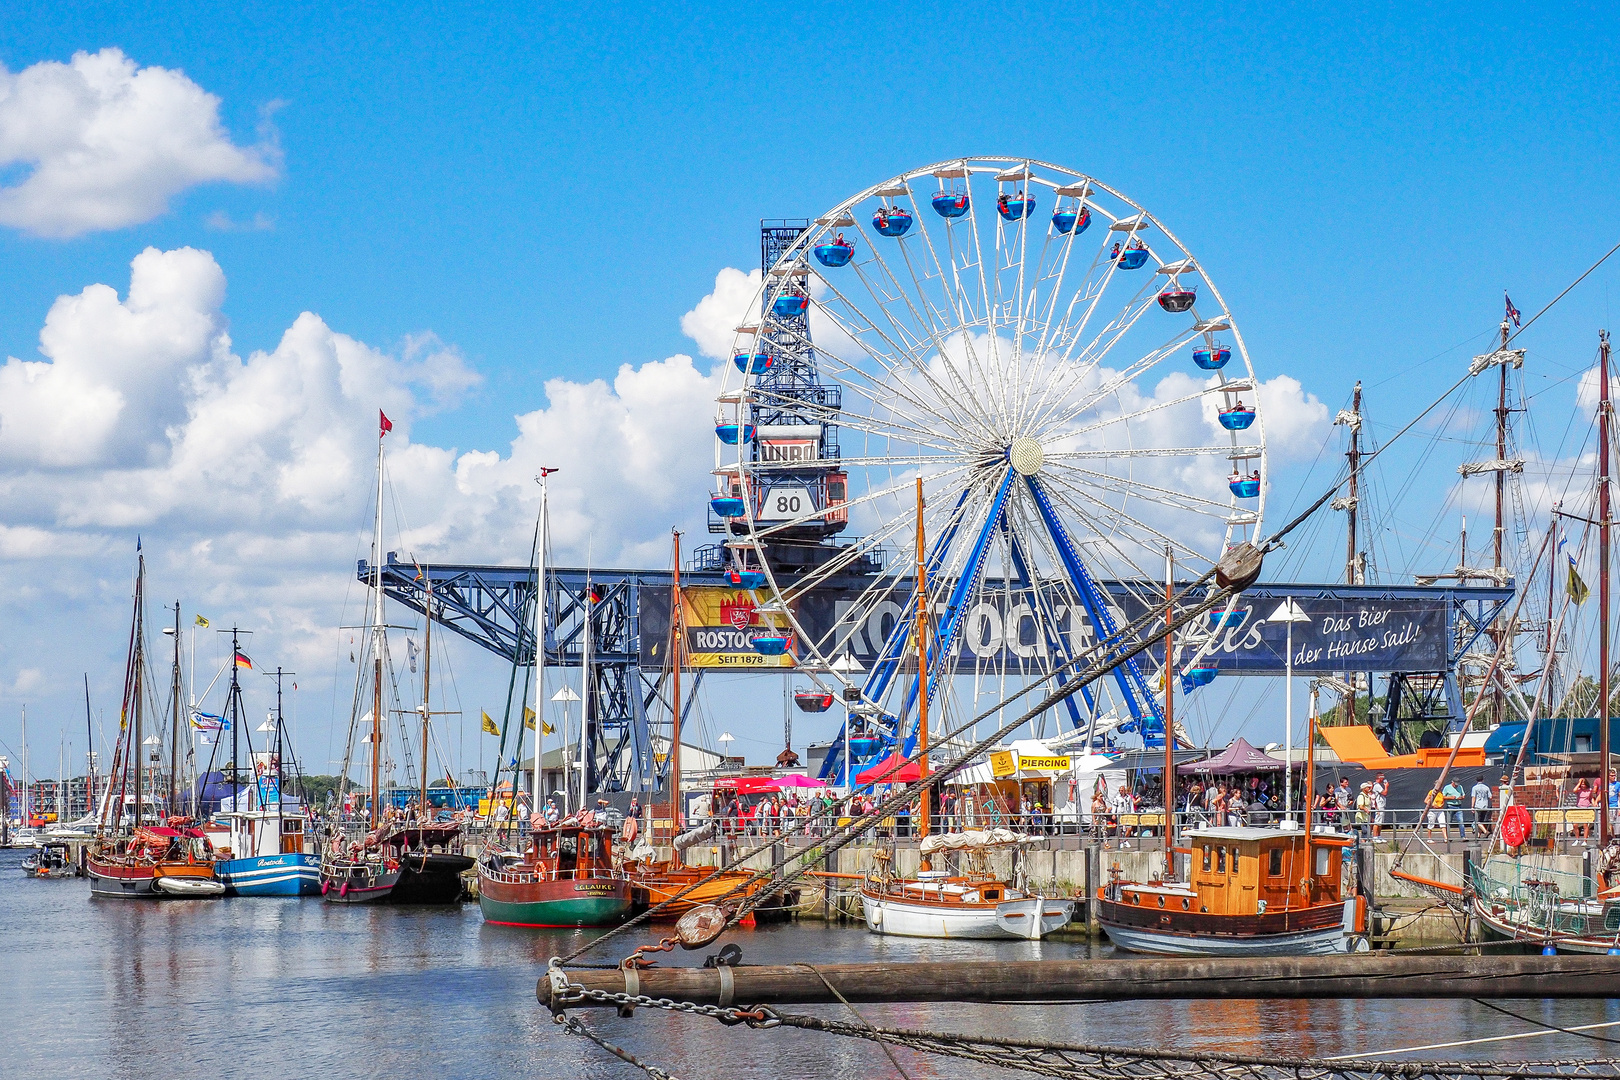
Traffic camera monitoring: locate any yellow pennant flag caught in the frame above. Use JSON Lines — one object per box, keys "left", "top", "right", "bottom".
{"left": 524, "top": 705, "right": 555, "bottom": 736}
{"left": 480, "top": 710, "right": 500, "bottom": 736}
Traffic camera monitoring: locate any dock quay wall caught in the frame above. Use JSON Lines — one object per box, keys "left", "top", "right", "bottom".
{"left": 679, "top": 838, "right": 1582, "bottom": 944}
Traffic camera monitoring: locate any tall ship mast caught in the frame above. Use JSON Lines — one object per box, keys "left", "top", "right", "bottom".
{"left": 320, "top": 412, "right": 472, "bottom": 905}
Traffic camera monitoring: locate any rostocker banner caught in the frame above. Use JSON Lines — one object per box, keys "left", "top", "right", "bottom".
{"left": 639, "top": 583, "right": 1456, "bottom": 675}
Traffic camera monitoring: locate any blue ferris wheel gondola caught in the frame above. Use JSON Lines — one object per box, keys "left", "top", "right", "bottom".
{"left": 1180, "top": 666, "right": 1220, "bottom": 693}
{"left": 1208, "top": 607, "right": 1244, "bottom": 631}
{"left": 1219, "top": 406, "right": 1256, "bottom": 431}
{"left": 1116, "top": 247, "right": 1150, "bottom": 270}
{"left": 1229, "top": 477, "right": 1261, "bottom": 498}
{"left": 848, "top": 736, "right": 880, "bottom": 757}
{"left": 814, "top": 240, "right": 855, "bottom": 267}
{"left": 726, "top": 567, "right": 767, "bottom": 590}
{"left": 872, "top": 208, "right": 913, "bottom": 237}
{"left": 1193, "top": 345, "right": 1231, "bottom": 370}
{"left": 1052, "top": 207, "right": 1091, "bottom": 234}
{"left": 733, "top": 351, "right": 775, "bottom": 374}
{"left": 997, "top": 194, "right": 1035, "bottom": 220}
{"left": 710, "top": 496, "right": 746, "bottom": 518}
{"left": 772, "top": 293, "right": 808, "bottom": 318}
{"left": 715, "top": 422, "right": 756, "bottom": 445}
{"left": 751, "top": 634, "right": 791, "bottom": 656}
{"left": 931, "top": 191, "right": 969, "bottom": 217}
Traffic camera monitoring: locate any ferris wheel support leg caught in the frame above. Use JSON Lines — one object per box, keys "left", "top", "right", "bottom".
{"left": 859, "top": 487, "right": 978, "bottom": 726}
{"left": 897, "top": 469, "right": 1019, "bottom": 757}
{"left": 1022, "top": 474, "right": 1166, "bottom": 741}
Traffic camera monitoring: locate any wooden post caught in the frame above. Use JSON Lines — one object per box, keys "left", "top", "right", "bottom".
{"left": 546, "top": 955, "right": 1620, "bottom": 1010}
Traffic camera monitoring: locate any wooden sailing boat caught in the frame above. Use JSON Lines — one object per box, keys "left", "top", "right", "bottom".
{"left": 87, "top": 545, "right": 223, "bottom": 899}
{"left": 1096, "top": 545, "right": 1367, "bottom": 954}
{"left": 322, "top": 413, "right": 473, "bottom": 905}
{"left": 620, "top": 529, "right": 782, "bottom": 918}
{"left": 1463, "top": 330, "right": 1620, "bottom": 952}
{"left": 859, "top": 479, "right": 1074, "bottom": 940}
{"left": 476, "top": 468, "right": 638, "bottom": 926}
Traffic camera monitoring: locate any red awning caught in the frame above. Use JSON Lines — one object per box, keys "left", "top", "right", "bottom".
{"left": 856, "top": 753, "right": 921, "bottom": 785}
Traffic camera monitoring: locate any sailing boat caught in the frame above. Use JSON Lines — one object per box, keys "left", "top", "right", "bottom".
{"left": 620, "top": 529, "right": 779, "bottom": 918}
{"left": 86, "top": 545, "right": 224, "bottom": 899}
{"left": 1458, "top": 330, "right": 1620, "bottom": 952}
{"left": 476, "top": 469, "right": 638, "bottom": 926}
{"left": 214, "top": 665, "right": 320, "bottom": 896}
{"left": 321, "top": 412, "right": 473, "bottom": 905}
{"left": 859, "top": 479, "right": 1075, "bottom": 940}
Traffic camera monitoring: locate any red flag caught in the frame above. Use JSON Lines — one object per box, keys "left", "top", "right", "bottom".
{"left": 379, "top": 410, "right": 394, "bottom": 435}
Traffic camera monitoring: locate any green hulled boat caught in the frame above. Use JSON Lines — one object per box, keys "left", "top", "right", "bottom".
{"left": 476, "top": 822, "right": 637, "bottom": 927}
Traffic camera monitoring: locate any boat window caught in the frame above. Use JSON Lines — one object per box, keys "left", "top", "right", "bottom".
{"left": 1268, "top": 848, "right": 1283, "bottom": 876}
{"left": 1315, "top": 846, "right": 1332, "bottom": 877}
{"left": 1216, "top": 847, "right": 1227, "bottom": 874}
{"left": 1201, "top": 846, "right": 1211, "bottom": 872}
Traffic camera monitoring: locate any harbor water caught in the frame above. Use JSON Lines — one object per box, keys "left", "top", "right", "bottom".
{"left": 5, "top": 848, "right": 1619, "bottom": 1078}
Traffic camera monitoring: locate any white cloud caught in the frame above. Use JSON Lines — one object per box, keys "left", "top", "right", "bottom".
{"left": 0, "top": 48, "right": 277, "bottom": 238}
{"left": 680, "top": 267, "right": 759, "bottom": 360}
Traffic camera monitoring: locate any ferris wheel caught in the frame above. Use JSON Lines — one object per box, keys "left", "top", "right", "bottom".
{"left": 708, "top": 157, "right": 1266, "bottom": 780}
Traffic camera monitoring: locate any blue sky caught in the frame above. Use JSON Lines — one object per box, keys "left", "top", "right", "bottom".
{"left": 3, "top": 4, "right": 1620, "bottom": 782}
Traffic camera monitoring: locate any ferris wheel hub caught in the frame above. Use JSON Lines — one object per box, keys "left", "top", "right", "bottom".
{"left": 1008, "top": 437, "right": 1045, "bottom": 477}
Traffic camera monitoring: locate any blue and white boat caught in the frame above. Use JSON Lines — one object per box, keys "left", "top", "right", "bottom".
{"left": 214, "top": 804, "right": 319, "bottom": 896}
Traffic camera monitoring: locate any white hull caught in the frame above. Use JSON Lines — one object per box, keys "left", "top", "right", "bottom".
{"left": 862, "top": 890, "right": 1071, "bottom": 940}
{"left": 1474, "top": 900, "right": 1620, "bottom": 954}
{"left": 1103, "top": 921, "right": 1357, "bottom": 956}
{"left": 995, "top": 896, "right": 1076, "bottom": 939}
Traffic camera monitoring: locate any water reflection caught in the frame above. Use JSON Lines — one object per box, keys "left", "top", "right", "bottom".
{"left": 4, "top": 850, "right": 1617, "bottom": 1078}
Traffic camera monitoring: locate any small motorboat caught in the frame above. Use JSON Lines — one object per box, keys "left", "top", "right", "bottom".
{"left": 154, "top": 875, "right": 227, "bottom": 898}
{"left": 21, "top": 841, "right": 74, "bottom": 878}
{"left": 995, "top": 896, "right": 1077, "bottom": 939}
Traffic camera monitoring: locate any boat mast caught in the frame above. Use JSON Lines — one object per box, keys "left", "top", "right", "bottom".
{"left": 421, "top": 582, "right": 432, "bottom": 821}
{"left": 229, "top": 627, "right": 243, "bottom": 810}
{"left": 133, "top": 552, "right": 146, "bottom": 829}
{"left": 20, "top": 703, "right": 27, "bottom": 832}
{"left": 84, "top": 674, "right": 95, "bottom": 825}
{"left": 670, "top": 527, "right": 683, "bottom": 862}
{"left": 1164, "top": 543, "right": 1175, "bottom": 862}
{"left": 372, "top": 412, "right": 390, "bottom": 830}
{"left": 1601, "top": 329, "right": 1612, "bottom": 847}
{"left": 915, "top": 477, "right": 930, "bottom": 863}
{"left": 577, "top": 566, "right": 593, "bottom": 817}
{"left": 1492, "top": 318, "right": 1511, "bottom": 727}
{"left": 532, "top": 469, "right": 554, "bottom": 819}
{"left": 169, "top": 602, "right": 182, "bottom": 815}
{"left": 274, "top": 669, "right": 287, "bottom": 828}
{"left": 1337, "top": 381, "right": 1364, "bottom": 722}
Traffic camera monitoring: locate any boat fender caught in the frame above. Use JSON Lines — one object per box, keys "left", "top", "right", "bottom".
{"left": 386, "top": 858, "right": 399, "bottom": 872}
{"left": 339, "top": 881, "right": 348, "bottom": 898}
{"left": 320, "top": 880, "right": 329, "bottom": 896}
{"left": 623, "top": 817, "right": 638, "bottom": 843}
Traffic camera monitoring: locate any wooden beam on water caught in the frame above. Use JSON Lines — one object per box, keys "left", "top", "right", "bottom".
{"left": 543, "top": 955, "right": 1620, "bottom": 1011}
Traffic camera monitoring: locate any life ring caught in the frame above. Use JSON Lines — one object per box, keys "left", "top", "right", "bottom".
{"left": 623, "top": 817, "right": 639, "bottom": 843}
{"left": 1501, "top": 804, "right": 1533, "bottom": 847}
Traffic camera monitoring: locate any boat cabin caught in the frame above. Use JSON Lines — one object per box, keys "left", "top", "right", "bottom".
{"left": 1116, "top": 827, "right": 1349, "bottom": 916}
{"left": 521, "top": 823, "right": 618, "bottom": 880}
{"left": 220, "top": 809, "right": 307, "bottom": 859}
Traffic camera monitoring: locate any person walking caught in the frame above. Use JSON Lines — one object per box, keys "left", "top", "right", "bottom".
{"left": 1442, "top": 778, "right": 1466, "bottom": 837}
{"left": 1574, "top": 777, "right": 1595, "bottom": 841}
{"left": 1355, "top": 782, "right": 1373, "bottom": 838}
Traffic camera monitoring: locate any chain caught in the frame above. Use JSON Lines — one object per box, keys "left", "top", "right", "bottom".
{"left": 552, "top": 1011, "right": 685, "bottom": 1080}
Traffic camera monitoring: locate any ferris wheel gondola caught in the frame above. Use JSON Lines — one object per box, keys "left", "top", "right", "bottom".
{"left": 712, "top": 157, "right": 1267, "bottom": 784}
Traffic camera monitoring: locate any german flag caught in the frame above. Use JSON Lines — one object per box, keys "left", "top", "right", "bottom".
{"left": 234, "top": 651, "right": 254, "bottom": 671}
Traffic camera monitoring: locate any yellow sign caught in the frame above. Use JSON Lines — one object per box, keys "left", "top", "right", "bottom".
{"left": 990, "top": 751, "right": 1017, "bottom": 778}
{"left": 1018, "top": 754, "right": 1072, "bottom": 774}
{"left": 680, "top": 587, "right": 797, "bottom": 669}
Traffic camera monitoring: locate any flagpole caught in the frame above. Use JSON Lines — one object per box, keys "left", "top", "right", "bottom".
{"left": 1600, "top": 329, "right": 1611, "bottom": 848}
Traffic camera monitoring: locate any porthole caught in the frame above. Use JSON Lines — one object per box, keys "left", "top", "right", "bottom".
{"left": 1182, "top": 898, "right": 1190, "bottom": 910}
{"left": 1157, "top": 895, "right": 1166, "bottom": 908}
